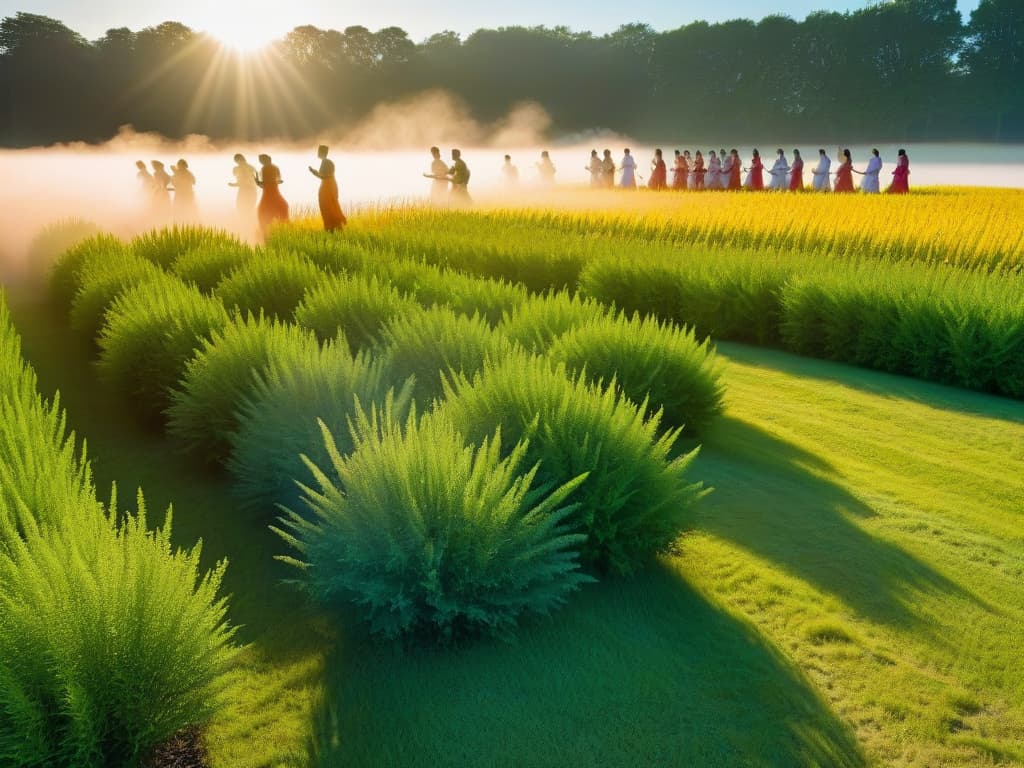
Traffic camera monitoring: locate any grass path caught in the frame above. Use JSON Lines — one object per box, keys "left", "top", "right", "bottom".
{"left": 7, "top": 291, "right": 1023, "bottom": 767}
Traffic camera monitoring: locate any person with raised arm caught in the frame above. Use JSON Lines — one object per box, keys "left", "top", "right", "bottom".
{"left": 812, "top": 149, "right": 832, "bottom": 192}
{"left": 229, "top": 153, "right": 258, "bottom": 215}
{"left": 743, "top": 149, "right": 764, "bottom": 190}
{"left": 601, "top": 149, "right": 615, "bottom": 188}
{"left": 692, "top": 150, "right": 706, "bottom": 191}
{"left": 854, "top": 148, "right": 882, "bottom": 193}
{"left": 707, "top": 149, "right": 721, "bottom": 190}
{"left": 648, "top": 148, "right": 667, "bottom": 190}
{"left": 887, "top": 149, "right": 910, "bottom": 194}
{"left": 789, "top": 149, "right": 804, "bottom": 191}
{"left": 672, "top": 150, "right": 687, "bottom": 190}
{"left": 727, "top": 149, "right": 742, "bottom": 190}
{"left": 833, "top": 148, "right": 855, "bottom": 193}
{"left": 448, "top": 148, "right": 472, "bottom": 205}
{"left": 424, "top": 146, "right": 450, "bottom": 204}
{"left": 308, "top": 144, "right": 347, "bottom": 232}
{"left": 585, "top": 150, "right": 602, "bottom": 188}
{"left": 768, "top": 148, "right": 790, "bottom": 191}
{"left": 619, "top": 148, "right": 637, "bottom": 189}
{"left": 536, "top": 150, "right": 556, "bottom": 187}
{"left": 256, "top": 153, "right": 288, "bottom": 235}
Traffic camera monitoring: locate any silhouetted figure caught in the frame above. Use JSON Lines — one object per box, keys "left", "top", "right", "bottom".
{"left": 674, "top": 150, "right": 689, "bottom": 190}
{"left": 887, "top": 149, "right": 910, "bottom": 194}
{"left": 424, "top": 146, "right": 449, "bottom": 204}
{"left": 586, "top": 150, "right": 602, "bottom": 188}
{"left": 229, "top": 153, "right": 258, "bottom": 214}
{"left": 256, "top": 153, "right": 288, "bottom": 235}
{"left": 448, "top": 148, "right": 471, "bottom": 205}
{"left": 136, "top": 159, "right": 154, "bottom": 196}
{"left": 172, "top": 159, "right": 197, "bottom": 219}
{"left": 309, "top": 144, "right": 347, "bottom": 232}
{"left": 601, "top": 149, "right": 615, "bottom": 188}
{"left": 502, "top": 155, "right": 520, "bottom": 188}
{"left": 648, "top": 148, "right": 667, "bottom": 190}
{"left": 150, "top": 160, "right": 172, "bottom": 214}
{"left": 536, "top": 150, "right": 556, "bottom": 186}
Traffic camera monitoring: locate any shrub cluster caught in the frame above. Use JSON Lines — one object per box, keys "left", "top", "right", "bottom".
{"left": 295, "top": 272, "right": 418, "bottom": 350}
{"left": 131, "top": 226, "right": 241, "bottom": 269}
{"left": 215, "top": 252, "right": 324, "bottom": 321}
{"left": 69, "top": 249, "right": 164, "bottom": 342}
{"left": 49, "top": 233, "right": 128, "bottom": 310}
{"left": 172, "top": 240, "right": 255, "bottom": 293}
{"left": 498, "top": 290, "right": 609, "bottom": 352}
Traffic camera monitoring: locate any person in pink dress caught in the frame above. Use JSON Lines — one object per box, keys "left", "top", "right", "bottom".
{"left": 745, "top": 149, "right": 764, "bottom": 190}
{"left": 789, "top": 149, "right": 804, "bottom": 190}
{"left": 833, "top": 149, "right": 855, "bottom": 193}
{"left": 887, "top": 148, "right": 910, "bottom": 194}
{"left": 648, "top": 148, "right": 668, "bottom": 190}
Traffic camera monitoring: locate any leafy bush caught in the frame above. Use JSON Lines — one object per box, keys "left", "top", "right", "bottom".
{"left": 216, "top": 252, "right": 323, "bottom": 321}
{"left": 49, "top": 234, "right": 128, "bottom": 310}
{"left": 275, "top": 404, "right": 590, "bottom": 643}
{"left": 132, "top": 226, "right": 241, "bottom": 269}
{"left": 295, "top": 272, "right": 418, "bottom": 350}
{"left": 265, "top": 228, "right": 383, "bottom": 274}
{"left": 499, "top": 290, "right": 610, "bottom": 352}
{"left": 172, "top": 241, "right": 254, "bottom": 293}
{"left": 26, "top": 219, "right": 101, "bottom": 282}
{"left": 167, "top": 314, "right": 322, "bottom": 465}
{"left": 97, "top": 277, "right": 230, "bottom": 421}
{"left": 441, "top": 352, "right": 707, "bottom": 574}
{"left": 547, "top": 312, "right": 725, "bottom": 434}
{"left": 228, "top": 338, "right": 409, "bottom": 513}
{"left": 381, "top": 261, "right": 529, "bottom": 326}
{"left": 69, "top": 250, "right": 164, "bottom": 343}
{"left": 380, "top": 306, "right": 516, "bottom": 404}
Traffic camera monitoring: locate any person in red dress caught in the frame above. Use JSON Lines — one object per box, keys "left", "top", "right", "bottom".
{"left": 833, "top": 148, "right": 855, "bottom": 193}
{"left": 887, "top": 148, "right": 910, "bottom": 194}
{"left": 789, "top": 148, "right": 804, "bottom": 191}
{"left": 693, "top": 150, "right": 706, "bottom": 191}
{"left": 671, "top": 150, "right": 686, "bottom": 190}
{"left": 256, "top": 153, "right": 289, "bottom": 235}
{"left": 308, "top": 144, "right": 347, "bottom": 232}
{"left": 745, "top": 149, "right": 764, "bottom": 190}
{"left": 648, "top": 148, "right": 668, "bottom": 190}
{"left": 727, "top": 149, "right": 742, "bottom": 190}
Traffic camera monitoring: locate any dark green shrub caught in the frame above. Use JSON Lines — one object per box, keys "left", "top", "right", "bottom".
{"left": 216, "top": 252, "right": 323, "bottom": 321}
{"left": 69, "top": 251, "right": 164, "bottom": 344}
{"left": 167, "top": 314, "right": 321, "bottom": 465}
{"left": 499, "top": 290, "right": 611, "bottom": 352}
{"left": 548, "top": 312, "right": 725, "bottom": 434}
{"left": 295, "top": 272, "right": 418, "bottom": 350}
{"left": 275, "top": 404, "right": 591, "bottom": 643}
{"left": 132, "top": 226, "right": 240, "bottom": 269}
{"left": 49, "top": 234, "right": 128, "bottom": 310}
{"left": 441, "top": 352, "right": 708, "bottom": 574}
{"left": 172, "top": 241, "right": 254, "bottom": 293}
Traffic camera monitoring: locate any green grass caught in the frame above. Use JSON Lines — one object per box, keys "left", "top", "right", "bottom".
{"left": 8, "top": 283, "right": 1023, "bottom": 766}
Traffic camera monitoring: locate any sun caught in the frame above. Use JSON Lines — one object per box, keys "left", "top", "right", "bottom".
{"left": 201, "top": 12, "right": 289, "bottom": 53}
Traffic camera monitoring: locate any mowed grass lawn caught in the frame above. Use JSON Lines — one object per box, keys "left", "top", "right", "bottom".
{"left": 8, "top": 290, "right": 1023, "bottom": 768}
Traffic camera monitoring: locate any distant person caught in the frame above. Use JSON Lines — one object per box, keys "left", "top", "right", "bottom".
{"left": 692, "top": 150, "right": 706, "bottom": 191}
{"left": 648, "top": 148, "right": 667, "bottom": 190}
{"left": 855, "top": 148, "right": 882, "bottom": 193}
{"left": 536, "top": 150, "right": 556, "bottom": 186}
{"left": 256, "top": 153, "right": 288, "bottom": 235}
{"left": 150, "top": 160, "right": 172, "bottom": 214}
{"left": 719, "top": 150, "right": 733, "bottom": 191}
{"left": 424, "top": 146, "right": 449, "bottom": 204}
{"left": 789, "top": 149, "right": 804, "bottom": 190}
{"left": 601, "top": 149, "right": 615, "bottom": 188}
{"left": 619, "top": 148, "right": 637, "bottom": 189}
{"left": 833, "top": 149, "right": 855, "bottom": 192}
{"left": 172, "top": 159, "right": 197, "bottom": 219}
{"left": 229, "top": 153, "right": 258, "bottom": 214}
{"left": 812, "top": 149, "right": 832, "bottom": 192}
{"left": 744, "top": 149, "right": 764, "bottom": 190}
{"left": 672, "top": 150, "right": 687, "bottom": 190}
{"left": 887, "top": 149, "right": 910, "bottom": 194}
{"left": 727, "top": 149, "right": 742, "bottom": 190}
{"left": 135, "top": 159, "right": 154, "bottom": 196}
{"left": 448, "top": 148, "right": 471, "bottom": 205}
{"left": 768, "top": 148, "right": 789, "bottom": 191}
{"left": 309, "top": 144, "right": 347, "bottom": 232}
{"left": 502, "top": 154, "right": 520, "bottom": 188}
{"left": 586, "top": 150, "right": 603, "bottom": 188}
{"left": 684, "top": 151, "right": 695, "bottom": 188}
{"left": 706, "top": 149, "right": 721, "bottom": 190}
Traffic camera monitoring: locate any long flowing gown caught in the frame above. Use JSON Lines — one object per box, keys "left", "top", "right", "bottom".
{"left": 649, "top": 158, "right": 667, "bottom": 190}
{"left": 672, "top": 157, "right": 687, "bottom": 190}
{"left": 233, "top": 163, "right": 257, "bottom": 213}
{"left": 152, "top": 169, "right": 172, "bottom": 214}
{"left": 172, "top": 169, "right": 197, "bottom": 219}
{"left": 728, "top": 159, "right": 742, "bottom": 190}
{"left": 707, "top": 154, "right": 721, "bottom": 189}
{"left": 257, "top": 164, "right": 289, "bottom": 234}
{"left": 602, "top": 158, "right": 615, "bottom": 188}
{"left": 768, "top": 155, "right": 789, "bottom": 190}
{"left": 430, "top": 158, "right": 449, "bottom": 204}
{"left": 789, "top": 157, "right": 804, "bottom": 190}
{"left": 887, "top": 155, "right": 909, "bottom": 194}
{"left": 619, "top": 155, "right": 637, "bottom": 188}
{"left": 834, "top": 160, "right": 855, "bottom": 193}
{"left": 693, "top": 157, "right": 706, "bottom": 190}
{"left": 317, "top": 158, "right": 347, "bottom": 231}
{"left": 861, "top": 156, "right": 882, "bottom": 193}
{"left": 812, "top": 156, "right": 832, "bottom": 191}
{"left": 588, "top": 159, "right": 603, "bottom": 188}
{"left": 747, "top": 157, "right": 764, "bottom": 190}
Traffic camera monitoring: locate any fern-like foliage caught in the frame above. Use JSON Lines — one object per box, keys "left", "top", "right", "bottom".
{"left": 295, "top": 272, "right": 418, "bottom": 350}
{"left": 275, "top": 403, "right": 591, "bottom": 643}
{"left": 26, "top": 219, "right": 101, "bottom": 284}
{"left": 131, "top": 226, "right": 240, "bottom": 269}
{"left": 215, "top": 252, "right": 323, "bottom": 321}
{"left": 499, "top": 290, "right": 611, "bottom": 352}
{"left": 49, "top": 233, "right": 128, "bottom": 310}
{"left": 69, "top": 250, "right": 164, "bottom": 344}
{"left": 172, "top": 241, "right": 255, "bottom": 293}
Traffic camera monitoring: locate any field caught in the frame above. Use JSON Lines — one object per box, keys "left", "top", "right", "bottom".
{"left": 3, "top": 187, "right": 1023, "bottom": 767}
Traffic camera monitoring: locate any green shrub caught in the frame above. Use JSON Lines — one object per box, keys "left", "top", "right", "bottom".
{"left": 499, "top": 290, "right": 610, "bottom": 352}
{"left": 216, "top": 252, "right": 323, "bottom": 321}
{"left": 69, "top": 251, "right": 164, "bottom": 344}
{"left": 381, "top": 261, "right": 529, "bottom": 326}
{"left": 132, "top": 226, "right": 241, "bottom": 269}
{"left": 172, "top": 241, "right": 254, "bottom": 293}
{"left": 228, "top": 338, "right": 410, "bottom": 513}
{"left": 441, "top": 353, "right": 707, "bottom": 574}
{"left": 97, "top": 278, "right": 230, "bottom": 421}
{"left": 49, "top": 234, "right": 128, "bottom": 310}
{"left": 265, "top": 229, "right": 382, "bottom": 274}
{"left": 380, "top": 307, "right": 516, "bottom": 404}
{"left": 275, "top": 404, "right": 590, "bottom": 643}
{"left": 167, "top": 314, "right": 322, "bottom": 465}
{"left": 27, "top": 219, "right": 101, "bottom": 282}
{"left": 295, "top": 272, "right": 418, "bottom": 350}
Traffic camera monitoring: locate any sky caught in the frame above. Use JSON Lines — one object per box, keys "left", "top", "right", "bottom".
{"left": 2, "top": 0, "right": 984, "bottom": 46}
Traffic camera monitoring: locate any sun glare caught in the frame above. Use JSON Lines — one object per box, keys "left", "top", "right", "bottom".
{"left": 203, "top": 14, "right": 285, "bottom": 53}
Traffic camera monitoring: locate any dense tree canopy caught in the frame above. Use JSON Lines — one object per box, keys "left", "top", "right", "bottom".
{"left": 0, "top": 0, "right": 1019, "bottom": 147}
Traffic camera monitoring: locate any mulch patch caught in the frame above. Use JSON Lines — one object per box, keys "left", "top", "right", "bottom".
{"left": 143, "top": 727, "right": 210, "bottom": 768}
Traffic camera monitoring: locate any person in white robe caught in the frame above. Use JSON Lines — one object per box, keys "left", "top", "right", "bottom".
{"left": 856, "top": 148, "right": 883, "bottom": 193}
{"left": 812, "top": 149, "right": 832, "bottom": 192}
{"left": 619, "top": 149, "right": 637, "bottom": 188}
{"left": 684, "top": 151, "right": 695, "bottom": 188}
{"left": 720, "top": 150, "right": 733, "bottom": 187}
{"left": 707, "top": 150, "right": 721, "bottom": 190}
{"left": 768, "top": 148, "right": 790, "bottom": 190}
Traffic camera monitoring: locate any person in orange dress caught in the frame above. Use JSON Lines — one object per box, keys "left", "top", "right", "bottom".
{"left": 256, "top": 153, "right": 289, "bottom": 235}
{"left": 833, "top": 148, "right": 855, "bottom": 193}
{"left": 308, "top": 144, "right": 347, "bottom": 232}
{"left": 648, "top": 148, "right": 668, "bottom": 190}
{"left": 744, "top": 149, "right": 764, "bottom": 190}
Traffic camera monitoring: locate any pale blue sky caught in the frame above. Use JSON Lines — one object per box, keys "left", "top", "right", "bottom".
{"left": 3, "top": 0, "right": 983, "bottom": 44}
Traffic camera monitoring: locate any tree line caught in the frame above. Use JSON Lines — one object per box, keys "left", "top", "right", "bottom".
{"left": 0, "top": 0, "right": 1020, "bottom": 147}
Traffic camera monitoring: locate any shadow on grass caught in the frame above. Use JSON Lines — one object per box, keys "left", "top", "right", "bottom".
{"left": 308, "top": 562, "right": 866, "bottom": 768}
{"left": 695, "top": 415, "right": 980, "bottom": 627}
